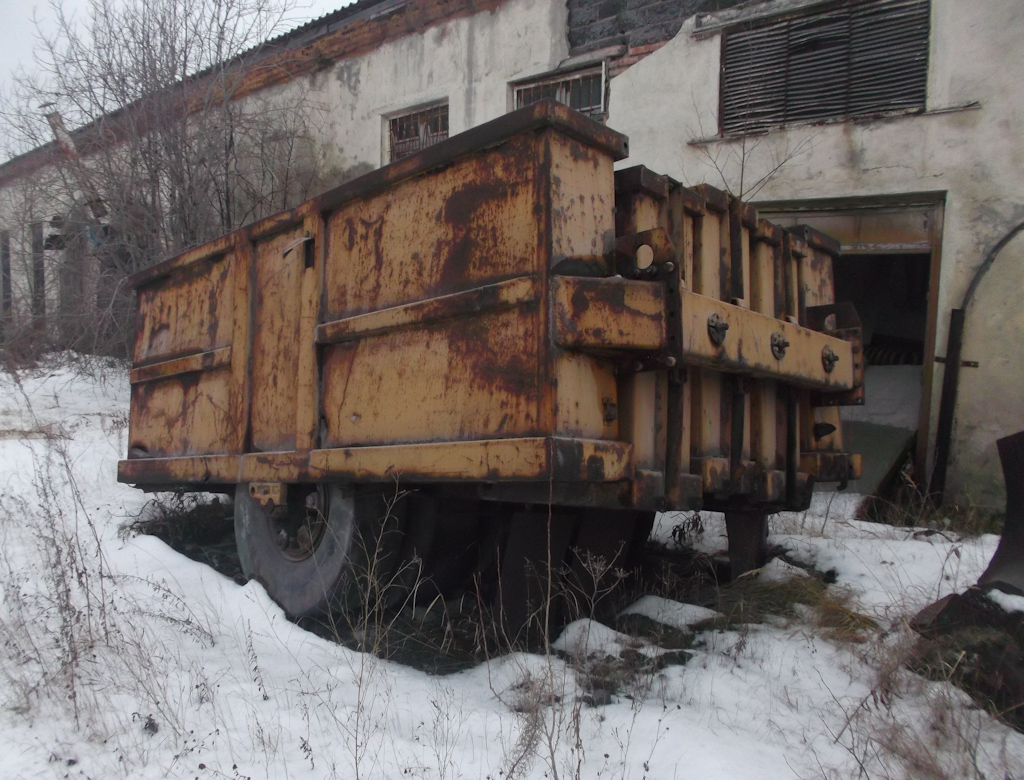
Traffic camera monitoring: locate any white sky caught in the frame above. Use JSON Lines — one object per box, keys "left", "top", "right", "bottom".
{"left": 0, "top": 0, "right": 354, "bottom": 98}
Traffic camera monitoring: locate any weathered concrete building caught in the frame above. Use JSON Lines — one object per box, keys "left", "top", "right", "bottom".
{"left": 0, "top": 0, "right": 1020, "bottom": 507}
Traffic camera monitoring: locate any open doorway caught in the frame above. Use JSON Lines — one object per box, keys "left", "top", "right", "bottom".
{"left": 833, "top": 251, "right": 930, "bottom": 493}
{"left": 760, "top": 196, "right": 945, "bottom": 496}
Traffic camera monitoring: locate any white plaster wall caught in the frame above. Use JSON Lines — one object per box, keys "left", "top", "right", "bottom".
{"left": 607, "top": 0, "right": 1024, "bottom": 505}
{"left": 263, "top": 0, "right": 570, "bottom": 182}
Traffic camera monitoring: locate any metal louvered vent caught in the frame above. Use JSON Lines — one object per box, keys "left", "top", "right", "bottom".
{"left": 720, "top": 0, "right": 930, "bottom": 134}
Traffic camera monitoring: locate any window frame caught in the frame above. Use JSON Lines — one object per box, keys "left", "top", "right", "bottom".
{"left": 384, "top": 101, "right": 450, "bottom": 164}
{"left": 512, "top": 63, "right": 607, "bottom": 122}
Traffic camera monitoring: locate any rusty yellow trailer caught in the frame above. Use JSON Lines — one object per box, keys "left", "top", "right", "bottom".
{"left": 118, "top": 101, "right": 862, "bottom": 623}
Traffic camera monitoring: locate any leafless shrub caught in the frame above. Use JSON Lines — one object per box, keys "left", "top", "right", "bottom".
{"left": 685, "top": 94, "right": 819, "bottom": 201}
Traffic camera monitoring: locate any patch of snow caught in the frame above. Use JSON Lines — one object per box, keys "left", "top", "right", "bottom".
{"left": 756, "top": 557, "right": 811, "bottom": 582}
{"left": 552, "top": 618, "right": 641, "bottom": 658}
{"left": 987, "top": 588, "right": 1024, "bottom": 614}
{"left": 620, "top": 594, "right": 721, "bottom": 629}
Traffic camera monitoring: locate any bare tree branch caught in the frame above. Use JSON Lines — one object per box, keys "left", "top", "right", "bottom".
{"left": 0, "top": 0, "right": 329, "bottom": 358}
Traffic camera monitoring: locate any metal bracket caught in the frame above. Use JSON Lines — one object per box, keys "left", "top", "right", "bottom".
{"left": 614, "top": 227, "right": 676, "bottom": 278}
{"left": 935, "top": 356, "right": 979, "bottom": 368}
{"left": 249, "top": 482, "right": 286, "bottom": 510}
{"left": 807, "top": 302, "right": 865, "bottom": 407}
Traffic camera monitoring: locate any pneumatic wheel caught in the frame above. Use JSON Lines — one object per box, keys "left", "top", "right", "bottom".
{"left": 234, "top": 483, "right": 407, "bottom": 620}
{"left": 235, "top": 483, "right": 354, "bottom": 619}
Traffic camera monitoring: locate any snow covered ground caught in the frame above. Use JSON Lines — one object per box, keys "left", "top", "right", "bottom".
{"left": 1, "top": 359, "right": 1022, "bottom": 779}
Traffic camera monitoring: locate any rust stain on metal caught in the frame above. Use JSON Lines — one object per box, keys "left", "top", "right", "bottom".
{"left": 551, "top": 276, "right": 666, "bottom": 351}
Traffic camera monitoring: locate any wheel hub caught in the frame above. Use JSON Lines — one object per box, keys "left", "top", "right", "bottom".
{"left": 270, "top": 486, "right": 328, "bottom": 562}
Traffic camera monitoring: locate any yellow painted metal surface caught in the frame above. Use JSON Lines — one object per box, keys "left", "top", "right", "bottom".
{"left": 309, "top": 438, "right": 633, "bottom": 482}
{"left": 679, "top": 291, "right": 855, "bottom": 389}
{"left": 322, "top": 136, "right": 542, "bottom": 320}
{"left": 554, "top": 352, "right": 619, "bottom": 439}
{"left": 133, "top": 253, "right": 234, "bottom": 365}
{"left": 321, "top": 303, "right": 544, "bottom": 446}
{"left": 249, "top": 226, "right": 308, "bottom": 453}
{"left": 551, "top": 276, "right": 666, "bottom": 351}
{"left": 117, "top": 453, "right": 240, "bottom": 484}
{"left": 128, "top": 250, "right": 238, "bottom": 459}
{"left": 129, "top": 346, "right": 232, "bottom": 385}
{"left": 317, "top": 276, "right": 540, "bottom": 344}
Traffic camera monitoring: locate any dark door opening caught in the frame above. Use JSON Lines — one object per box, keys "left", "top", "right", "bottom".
{"left": 835, "top": 252, "right": 930, "bottom": 367}
{"left": 833, "top": 251, "right": 932, "bottom": 493}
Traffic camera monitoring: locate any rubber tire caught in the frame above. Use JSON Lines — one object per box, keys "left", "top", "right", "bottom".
{"left": 235, "top": 484, "right": 356, "bottom": 619}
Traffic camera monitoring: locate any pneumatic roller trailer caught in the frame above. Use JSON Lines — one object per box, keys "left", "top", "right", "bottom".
{"left": 118, "top": 101, "right": 863, "bottom": 631}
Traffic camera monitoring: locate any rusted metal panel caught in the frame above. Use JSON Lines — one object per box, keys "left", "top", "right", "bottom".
{"left": 129, "top": 234, "right": 237, "bottom": 290}
{"left": 128, "top": 369, "right": 235, "bottom": 458}
{"left": 249, "top": 226, "right": 307, "bottom": 453}
{"left": 227, "top": 240, "right": 254, "bottom": 456}
{"left": 551, "top": 276, "right": 666, "bottom": 351}
{"left": 295, "top": 215, "right": 324, "bottom": 452}
{"left": 240, "top": 451, "right": 311, "bottom": 484}
{"left": 611, "top": 176, "right": 677, "bottom": 505}
{"left": 614, "top": 227, "right": 676, "bottom": 271}
{"left": 618, "top": 371, "right": 658, "bottom": 470}
{"left": 690, "top": 201, "right": 725, "bottom": 463}
{"left": 548, "top": 133, "right": 617, "bottom": 269}
{"left": 120, "top": 436, "right": 636, "bottom": 486}
{"left": 323, "top": 134, "right": 542, "bottom": 320}
{"left": 308, "top": 437, "right": 634, "bottom": 482}
{"left": 794, "top": 228, "right": 852, "bottom": 476}
{"left": 795, "top": 235, "right": 836, "bottom": 325}
{"left": 749, "top": 239, "right": 779, "bottom": 469}
{"left": 800, "top": 452, "right": 863, "bottom": 483}
{"left": 129, "top": 346, "right": 232, "bottom": 385}
{"left": 554, "top": 352, "right": 619, "bottom": 440}
{"left": 321, "top": 303, "right": 544, "bottom": 447}
{"left": 613, "top": 165, "right": 670, "bottom": 200}
{"left": 118, "top": 101, "right": 860, "bottom": 513}
{"left": 127, "top": 249, "right": 239, "bottom": 460}
{"left": 317, "top": 276, "right": 540, "bottom": 344}
{"left": 124, "top": 102, "right": 629, "bottom": 294}
{"left": 117, "top": 453, "right": 240, "bottom": 484}
{"left": 133, "top": 252, "right": 234, "bottom": 365}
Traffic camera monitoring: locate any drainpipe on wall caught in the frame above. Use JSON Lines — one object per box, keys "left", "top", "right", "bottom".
{"left": 929, "top": 217, "right": 1024, "bottom": 503}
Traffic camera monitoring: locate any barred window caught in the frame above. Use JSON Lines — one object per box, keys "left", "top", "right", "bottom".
{"left": 388, "top": 103, "right": 449, "bottom": 162}
{"left": 720, "top": 0, "right": 930, "bottom": 134}
{"left": 514, "top": 66, "right": 606, "bottom": 121}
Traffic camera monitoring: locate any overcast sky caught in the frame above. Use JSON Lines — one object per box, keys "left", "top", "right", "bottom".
{"left": 0, "top": 0, "right": 354, "bottom": 102}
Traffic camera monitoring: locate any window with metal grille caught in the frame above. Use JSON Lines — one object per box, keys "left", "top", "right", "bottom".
{"left": 514, "top": 66, "right": 606, "bottom": 121}
{"left": 720, "top": 0, "right": 930, "bottom": 134}
{"left": 388, "top": 103, "right": 449, "bottom": 162}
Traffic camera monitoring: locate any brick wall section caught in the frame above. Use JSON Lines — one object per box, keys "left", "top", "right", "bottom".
{"left": 568, "top": 0, "right": 745, "bottom": 58}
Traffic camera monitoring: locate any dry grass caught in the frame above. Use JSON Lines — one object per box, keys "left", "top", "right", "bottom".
{"left": 696, "top": 570, "right": 879, "bottom": 643}
{"left": 859, "top": 471, "right": 1004, "bottom": 537}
